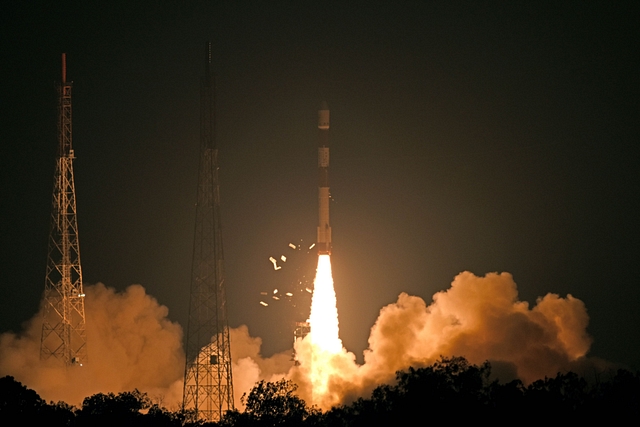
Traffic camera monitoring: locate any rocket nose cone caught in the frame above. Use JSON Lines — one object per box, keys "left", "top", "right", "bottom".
{"left": 319, "top": 101, "right": 329, "bottom": 111}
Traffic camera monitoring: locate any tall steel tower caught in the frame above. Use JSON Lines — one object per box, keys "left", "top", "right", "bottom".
{"left": 182, "top": 43, "right": 234, "bottom": 422}
{"left": 40, "top": 54, "right": 87, "bottom": 366}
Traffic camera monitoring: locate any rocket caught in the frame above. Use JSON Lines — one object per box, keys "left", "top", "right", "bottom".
{"left": 317, "top": 102, "right": 331, "bottom": 255}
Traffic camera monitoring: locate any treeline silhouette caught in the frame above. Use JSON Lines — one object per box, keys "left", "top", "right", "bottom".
{"left": 1, "top": 357, "right": 638, "bottom": 426}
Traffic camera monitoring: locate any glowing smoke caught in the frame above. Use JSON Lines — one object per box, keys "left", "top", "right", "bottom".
{"left": 0, "top": 271, "right": 596, "bottom": 412}
{"left": 358, "top": 271, "right": 592, "bottom": 384}
{"left": 232, "top": 270, "right": 595, "bottom": 410}
{"left": 0, "top": 283, "right": 185, "bottom": 408}
{"left": 228, "top": 325, "right": 293, "bottom": 410}
{"left": 0, "top": 282, "right": 293, "bottom": 411}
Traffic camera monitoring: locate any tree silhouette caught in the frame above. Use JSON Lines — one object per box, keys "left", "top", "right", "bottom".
{"left": 3, "top": 358, "right": 639, "bottom": 425}
{"left": 76, "top": 389, "right": 151, "bottom": 427}
{"left": 0, "top": 375, "right": 47, "bottom": 423}
{"left": 587, "top": 368, "right": 640, "bottom": 420}
{"left": 0, "top": 376, "right": 75, "bottom": 426}
{"left": 0, "top": 375, "right": 44, "bottom": 413}
{"left": 220, "top": 379, "right": 316, "bottom": 427}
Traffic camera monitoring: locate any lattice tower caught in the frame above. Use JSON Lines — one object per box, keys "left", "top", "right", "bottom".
{"left": 182, "top": 42, "right": 234, "bottom": 422}
{"left": 40, "top": 53, "right": 87, "bottom": 366}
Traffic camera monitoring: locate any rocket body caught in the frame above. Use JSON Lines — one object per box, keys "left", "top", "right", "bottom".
{"left": 317, "top": 102, "right": 331, "bottom": 255}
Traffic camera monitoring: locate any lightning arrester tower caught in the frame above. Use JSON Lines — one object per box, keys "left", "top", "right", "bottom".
{"left": 183, "top": 42, "right": 234, "bottom": 422}
{"left": 40, "top": 53, "right": 87, "bottom": 366}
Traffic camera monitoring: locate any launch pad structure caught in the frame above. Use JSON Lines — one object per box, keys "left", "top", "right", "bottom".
{"left": 292, "top": 321, "right": 310, "bottom": 364}
{"left": 182, "top": 43, "right": 234, "bottom": 422}
{"left": 40, "top": 54, "right": 88, "bottom": 366}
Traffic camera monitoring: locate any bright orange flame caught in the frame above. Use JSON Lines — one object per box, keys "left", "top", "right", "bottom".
{"left": 308, "top": 255, "right": 342, "bottom": 353}
{"left": 303, "top": 254, "right": 344, "bottom": 400}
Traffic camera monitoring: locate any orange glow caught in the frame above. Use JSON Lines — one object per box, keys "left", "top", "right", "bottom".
{"left": 302, "top": 254, "right": 344, "bottom": 401}
{"left": 308, "top": 255, "right": 341, "bottom": 353}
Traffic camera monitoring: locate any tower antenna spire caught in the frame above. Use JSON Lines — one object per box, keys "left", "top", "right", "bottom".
{"left": 40, "top": 53, "right": 87, "bottom": 366}
{"left": 61, "top": 53, "right": 66, "bottom": 83}
{"left": 182, "top": 42, "right": 234, "bottom": 422}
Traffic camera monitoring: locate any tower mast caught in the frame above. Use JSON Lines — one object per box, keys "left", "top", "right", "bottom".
{"left": 40, "top": 53, "right": 87, "bottom": 365}
{"left": 183, "top": 42, "right": 234, "bottom": 422}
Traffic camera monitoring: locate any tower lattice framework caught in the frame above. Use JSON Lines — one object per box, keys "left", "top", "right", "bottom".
{"left": 40, "top": 53, "right": 87, "bottom": 366}
{"left": 183, "top": 43, "right": 234, "bottom": 422}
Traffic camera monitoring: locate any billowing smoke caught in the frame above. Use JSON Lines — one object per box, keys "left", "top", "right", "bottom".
{"left": 359, "top": 271, "right": 591, "bottom": 384}
{"left": 232, "top": 271, "right": 595, "bottom": 410}
{"left": 0, "top": 283, "right": 297, "bottom": 411}
{"left": 0, "top": 283, "right": 185, "bottom": 408}
{"left": 228, "top": 325, "right": 293, "bottom": 408}
{"left": 0, "top": 271, "right": 597, "bottom": 412}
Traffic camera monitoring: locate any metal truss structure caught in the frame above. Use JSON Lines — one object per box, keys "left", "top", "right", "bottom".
{"left": 40, "top": 54, "right": 87, "bottom": 366}
{"left": 182, "top": 43, "right": 234, "bottom": 422}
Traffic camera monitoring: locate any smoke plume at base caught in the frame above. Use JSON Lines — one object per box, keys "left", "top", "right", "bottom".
{"left": 0, "top": 271, "right": 599, "bottom": 412}
{"left": 358, "top": 271, "right": 592, "bottom": 385}
{"left": 230, "top": 271, "right": 596, "bottom": 410}
{"left": 0, "top": 283, "right": 185, "bottom": 408}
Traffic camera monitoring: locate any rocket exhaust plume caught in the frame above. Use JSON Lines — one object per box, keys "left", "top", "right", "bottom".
{"left": 308, "top": 255, "right": 341, "bottom": 354}
{"left": 304, "top": 255, "right": 344, "bottom": 402}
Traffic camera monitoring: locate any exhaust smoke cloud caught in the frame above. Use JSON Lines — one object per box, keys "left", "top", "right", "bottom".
{"left": 0, "top": 283, "right": 185, "bottom": 408}
{"left": 235, "top": 270, "right": 595, "bottom": 410}
{"left": 1, "top": 270, "right": 595, "bottom": 412}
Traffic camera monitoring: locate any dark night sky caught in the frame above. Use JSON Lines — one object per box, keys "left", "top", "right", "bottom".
{"left": 1, "top": 1, "right": 638, "bottom": 370}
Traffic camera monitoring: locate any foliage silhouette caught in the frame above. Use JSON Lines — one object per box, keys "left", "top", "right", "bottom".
{"left": 76, "top": 389, "right": 149, "bottom": 427}
{"left": 220, "top": 379, "right": 316, "bottom": 427}
{"left": 0, "top": 376, "right": 75, "bottom": 426}
{"left": 2, "top": 357, "right": 639, "bottom": 426}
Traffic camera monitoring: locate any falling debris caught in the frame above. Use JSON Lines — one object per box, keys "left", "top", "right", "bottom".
{"left": 257, "top": 239, "right": 315, "bottom": 316}
{"left": 305, "top": 288, "right": 312, "bottom": 293}
{"left": 269, "top": 257, "right": 281, "bottom": 270}
{"left": 309, "top": 243, "right": 316, "bottom": 250}
{"left": 259, "top": 301, "right": 268, "bottom": 307}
